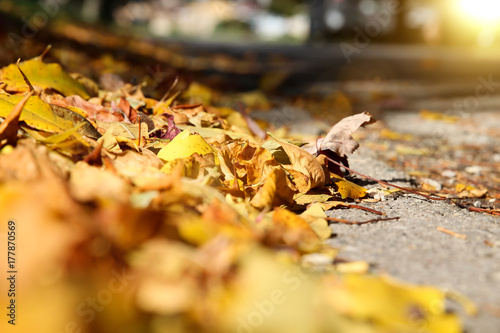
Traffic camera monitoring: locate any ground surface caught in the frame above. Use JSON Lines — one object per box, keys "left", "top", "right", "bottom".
{"left": 329, "top": 147, "right": 500, "bottom": 333}
{"left": 254, "top": 80, "right": 500, "bottom": 332}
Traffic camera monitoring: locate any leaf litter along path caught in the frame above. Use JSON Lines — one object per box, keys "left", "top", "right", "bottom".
{"left": 0, "top": 53, "right": 497, "bottom": 333}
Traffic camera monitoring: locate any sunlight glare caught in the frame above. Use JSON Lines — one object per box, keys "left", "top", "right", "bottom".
{"left": 459, "top": 0, "right": 500, "bottom": 22}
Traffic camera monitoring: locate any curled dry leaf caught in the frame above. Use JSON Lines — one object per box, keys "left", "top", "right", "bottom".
{"left": 305, "top": 112, "right": 376, "bottom": 157}
{"left": 269, "top": 134, "right": 326, "bottom": 193}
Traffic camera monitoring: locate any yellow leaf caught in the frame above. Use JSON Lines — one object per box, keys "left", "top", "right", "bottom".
{"left": 331, "top": 174, "right": 367, "bottom": 199}
{"left": 161, "top": 156, "right": 199, "bottom": 178}
{"left": 0, "top": 93, "right": 72, "bottom": 133}
{"left": 0, "top": 93, "right": 100, "bottom": 139}
{"left": 420, "top": 109, "right": 458, "bottom": 123}
{"left": 395, "top": 144, "right": 431, "bottom": 156}
{"left": 299, "top": 203, "right": 332, "bottom": 240}
{"left": 157, "top": 129, "right": 219, "bottom": 164}
{"left": 33, "top": 122, "right": 85, "bottom": 144}
{"left": 0, "top": 58, "right": 90, "bottom": 98}
{"left": 326, "top": 274, "right": 462, "bottom": 333}
{"left": 294, "top": 192, "right": 337, "bottom": 206}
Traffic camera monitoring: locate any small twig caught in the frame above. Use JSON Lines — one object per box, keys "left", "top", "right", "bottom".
{"left": 160, "top": 76, "right": 179, "bottom": 103}
{"left": 467, "top": 207, "right": 500, "bottom": 216}
{"left": 347, "top": 205, "right": 384, "bottom": 215}
{"left": 326, "top": 216, "right": 399, "bottom": 225}
{"left": 436, "top": 226, "right": 467, "bottom": 239}
{"left": 172, "top": 103, "right": 202, "bottom": 110}
{"left": 323, "top": 155, "right": 446, "bottom": 201}
{"left": 137, "top": 114, "right": 142, "bottom": 147}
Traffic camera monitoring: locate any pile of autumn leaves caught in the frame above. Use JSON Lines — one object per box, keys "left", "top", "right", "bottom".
{"left": 0, "top": 55, "right": 465, "bottom": 333}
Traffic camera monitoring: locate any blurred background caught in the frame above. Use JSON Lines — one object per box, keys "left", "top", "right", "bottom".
{"left": 2, "top": 0, "right": 500, "bottom": 112}
{"left": 4, "top": 0, "right": 500, "bottom": 45}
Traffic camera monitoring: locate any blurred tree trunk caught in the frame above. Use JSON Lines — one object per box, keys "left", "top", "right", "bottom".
{"left": 81, "top": 0, "right": 101, "bottom": 23}
{"left": 307, "top": 0, "right": 327, "bottom": 41}
{"left": 81, "top": 0, "right": 121, "bottom": 23}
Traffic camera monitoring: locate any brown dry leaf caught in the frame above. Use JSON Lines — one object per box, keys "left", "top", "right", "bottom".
{"left": 110, "top": 148, "right": 164, "bottom": 175}
{"left": 117, "top": 96, "right": 138, "bottom": 123}
{"left": 96, "top": 121, "right": 148, "bottom": 139}
{"left": 306, "top": 112, "right": 375, "bottom": 157}
{"left": 217, "top": 139, "right": 278, "bottom": 193}
{"left": 51, "top": 95, "right": 106, "bottom": 119}
{"left": 269, "top": 134, "right": 326, "bottom": 192}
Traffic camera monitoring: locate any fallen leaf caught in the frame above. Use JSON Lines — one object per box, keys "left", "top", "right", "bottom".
{"left": 0, "top": 57, "right": 90, "bottom": 98}
{"left": 157, "top": 128, "right": 218, "bottom": 163}
{"left": 96, "top": 121, "right": 148, "bottom": 140}
{"left": 305, "top": 112, "right": 375, "bottom": 157}
{"left": 0, "top": 93, "right": 100, "bottom": 139}
{"left": 325, "top": 274, "right": 462, "bottom": 333}
{"left": 69, "top": 161, "right": 130, "bottom": 203}
{"left": 249, "top": 164, "right": 297, "bottom": 209}
{"left": 331, "top": 174, "right": 367, "bottom": 200}
{"left": 269, "top": 133, "right": 326, "bottom": 192}
{"left": 299, "top": 203, "right": 332, "bottom": 240}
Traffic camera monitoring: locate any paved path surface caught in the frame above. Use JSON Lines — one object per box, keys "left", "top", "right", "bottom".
{"left": 328, "top": 147, "right": 500, "bottom": 333}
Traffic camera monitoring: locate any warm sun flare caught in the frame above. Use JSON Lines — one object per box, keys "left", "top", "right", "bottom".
{"left": 459, "top": 0, "right": 500, "bottom": 22}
